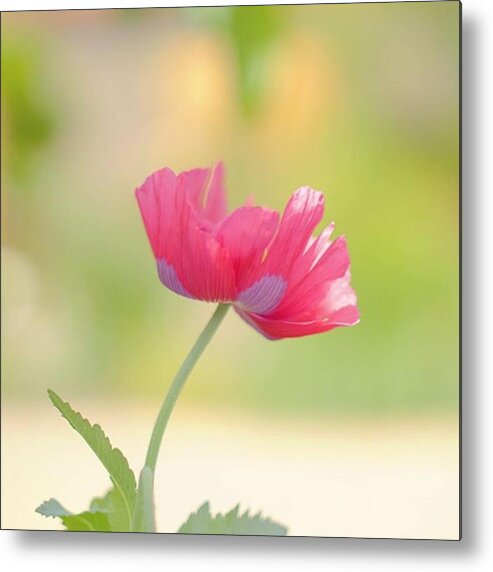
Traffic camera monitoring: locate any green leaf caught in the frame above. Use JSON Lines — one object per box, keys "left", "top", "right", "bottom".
{"left": 89, "top": 493, "right": 109, "bottom": 513}
{"left": 61, "top": 511, "right": 111, "bottom": 532}
{"left": 132, "top": 466, "right": 156, "bottom": 533}
{"left": 178, "top": 502, "right": 288, "bottom": 536}
{"left": 36, "top": 497, "right": 111, "bottom": 532}
{"left": 36, "top": 492, "right": 124, "bottom": 532}
{"left": 47, "top": 389, "right": 137, "bottom": 530}
{"left": 36, "top": 498, "right": 71, "bottom": 518}
{"left": 89, "top": 488, "right": 130, "bottom": 532}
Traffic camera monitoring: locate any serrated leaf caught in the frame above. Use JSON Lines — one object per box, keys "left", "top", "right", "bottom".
{"left": 132, "top": 466, "right": 156, "bottom": 533}
{"left": 178, "top": 502, "right": 288, "bottom": 536}
{"left": 61, "top": 511, "right": 111, "bottom": 532}
{"left": 36, "top": 498, "right": 71, "bottom": 518}
{"left": 89, "top": 488, "right": 129, "bottom": 532}
{"left": 36, "top": 497, "right": 111, "bottom": 532}
{"left": 47, "top": 389, "right": 137, "bottom": 530}
{"left": 89, "top": 493, "right": 110, "bottom": 514}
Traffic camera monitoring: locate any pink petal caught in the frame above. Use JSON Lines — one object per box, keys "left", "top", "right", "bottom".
{"left": 321, "top": 270, "right": 359, "bottom": 315}
{"left": 262, "top": 187, "right": 325, "bottom": 277}
{"left": 177, "top": 167, "right": 209, "bottom": 211}
{"left": 304, "top": 222, "right": 335, "bottom": 267}
{"left": 238, "top": 187, "right": 325, "bottom": 302}
{"left": 203, "top": 161, "right": 228, "bottom": 225}
{"left": 270, "top": 236, "right": 351, "bottom": 319}
{"left": 135, "top": 167, "right": 177, "bottom": 259}
{"left": 213, "top": 206, "right": 279, "bottom": 287}
{"left": 171, "top": 228, "right": 236, "bottom": 302}
{"left": 271, "top": 220, "right": 335, "bottom": 303}
{"left": 177, "top": 163, "right": 227, "bottom": 230}
{"left": 234, "top": 310, "right": 341, "bottom": 340}
{"left": 135, "top": 166, "right": 236, "bottom": 302}
{"left": 235, "top": 260, "right": 360, "bottom": 340}
{"left": 236, "top": 299, "right": 359, "bottom": 341}
{"left": 236, "top": 269, "right": 359, "bottom": 340}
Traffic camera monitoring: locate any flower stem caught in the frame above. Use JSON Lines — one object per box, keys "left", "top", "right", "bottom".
{"left": 144, "top": 303, "right": 231, "bottom": 473}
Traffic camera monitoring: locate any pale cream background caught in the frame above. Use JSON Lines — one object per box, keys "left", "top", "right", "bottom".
{"left": 2, "top": 402, "right": 459, "bottom": 539}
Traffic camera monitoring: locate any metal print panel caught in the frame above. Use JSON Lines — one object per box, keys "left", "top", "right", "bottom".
{"left": 1, "top": 1, "right": 460, "bottom": 540}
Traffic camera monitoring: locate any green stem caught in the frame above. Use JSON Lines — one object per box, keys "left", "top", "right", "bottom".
{"left": 144, "top": 303, "right": 231, "bottom": 473}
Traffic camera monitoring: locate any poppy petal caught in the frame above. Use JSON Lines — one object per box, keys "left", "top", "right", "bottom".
{"left": 214, "top": 206, "right": 279, "bottom": 287}
{"left": 270, "top": 236, "right": 351, "bottom": 319}
{"left": 136, "top": 166, "right": 236, "bottom": 302}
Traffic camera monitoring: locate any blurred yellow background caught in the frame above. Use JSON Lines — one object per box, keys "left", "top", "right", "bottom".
{"left": 1, "top": 3, "right": 459, "bottom": 538}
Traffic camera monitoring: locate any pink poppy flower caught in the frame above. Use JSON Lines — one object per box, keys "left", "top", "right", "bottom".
{"left": 136, "top": 163, "right": 359, "bottom": 340}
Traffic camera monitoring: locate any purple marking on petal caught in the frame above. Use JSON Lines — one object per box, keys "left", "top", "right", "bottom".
{"left": 157, "top": 259, "right": 191, "bottom": 298}
{"left": 237, "top": 275, "right": 287, "bottom": 315}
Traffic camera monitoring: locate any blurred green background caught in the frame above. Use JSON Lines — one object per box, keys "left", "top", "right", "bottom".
{"left": 1, "top": 3, "right": 459, "bottom": 419}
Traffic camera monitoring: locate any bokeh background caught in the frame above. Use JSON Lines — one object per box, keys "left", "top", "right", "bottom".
{"left": 1, "top": 2, "right": 460, "bottom": 539}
